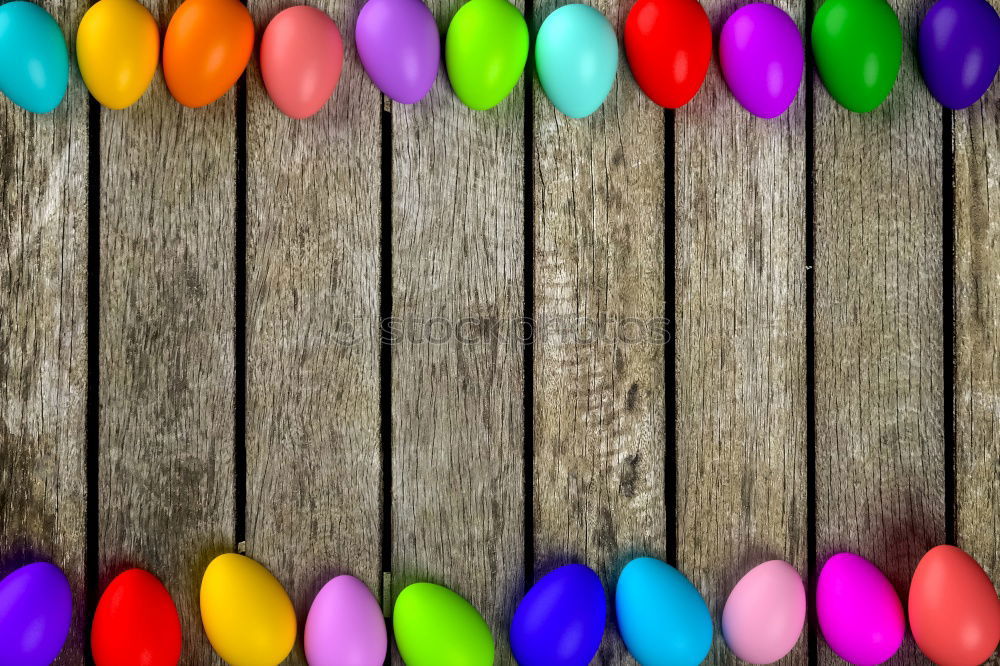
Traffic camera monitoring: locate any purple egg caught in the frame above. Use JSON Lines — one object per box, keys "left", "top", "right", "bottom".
{"left": 918, "top": 0, "right": 1000, "bottom": 109}
{"left": 304, "top": 575, "right": 387, "bottom": 666}
{"left": 0, "top": 562, "right": 72, "bottom": 665}
{"left": 355, "top": 0, "right": 440, "bottom": 104}
{"left": 719, "top": 3, "right": 804, "bottom": 118}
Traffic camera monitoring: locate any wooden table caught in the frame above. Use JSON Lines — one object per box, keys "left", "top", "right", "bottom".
{"left": 1, "top": 0, "right": 997, "bottom": 661}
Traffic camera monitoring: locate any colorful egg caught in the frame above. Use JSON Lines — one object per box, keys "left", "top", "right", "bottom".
{"left": 356, "top": 0, "right": 440, "bottom": 104}
{"left": 304, "top": 575, "right": 387, "bottom": 666}
{"left": 0, "top": 1, "right": 69, "bottom": 113}
{"left": 719, "top": 4, "right": 803, "bottom": 118}
{"left": 616, "top": 557, "right": 712, "bottom": 665}
{"left": 624, "top": 0, "right": 712, "bottom": 108}
{"left": 393, "top": 582, "right": 494, "bottom": 665}
{"left": 0, "top": 562, "right": 72, "bottom": 665}
{"left": 200, "top": 554, "right": 296, "bottom": 666}
{"left": 510, "top": 564, "right": 606, "bottom": 666}
{"left": 816, "top": 553, "right": 904, "bottom": 665}
{"left": 445, "top": 0, "right": 529, "bottom": 110}
{"left": 260, "top": 6, "right": 343, "bottom": 119}
{"left": 918, "top": 0, "right": 1000, "bottom": 109}
{"left": 534, "top": 5, "right": 618, "bottom": 119}
{"left": 91, "top": 569, "right": 182, "bottom": 666}
{"left": 909, "top": 545, "right": 1000, "bottom": 666}
{"left": 812, "top": 0, "right": 901, "bottom": 112}
{"left": 722, "top": 560, "right": 806, "bottom": 664}
{"left": 163, "top": 0, "right": 254, "bottom": 108}
{"left": 76, "top": 0, "right": 159, "bottom": 109}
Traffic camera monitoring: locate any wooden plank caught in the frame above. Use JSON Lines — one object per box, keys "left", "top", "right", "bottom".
{"left": 531, "top": 2, "right": 666, "bottom": 663}
{"left": 390, "top": 2, "right": 525, "bottom": 661}
{"left": 0, "top": 2, "right": 89, "bottom": 659}
{"left": 954, "top": 62, "right": 999, "bottom": 572}
{"left": 244, "top": 0, "right": 382, "bottom": 661}
{"left": 674, "top": 2, "right": 808, "bottom": 663}
{"left": 813, "top": 0, "right": 944, "bottom": 661}
{"left": 98, "top": 8, "right": 236, "bottom": 659}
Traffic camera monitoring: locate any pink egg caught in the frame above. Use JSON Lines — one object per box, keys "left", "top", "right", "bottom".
{"left": 722, "top": 560, "right": 806, "bottom": 664}
{"left": 304, "top": 575, "right": 387, "bottom": 666}
{"left": 817, "top": 553, "right": 904, "bottom": 665}
{"left": 260, "top": 6, "right": 343, "bottom": 119}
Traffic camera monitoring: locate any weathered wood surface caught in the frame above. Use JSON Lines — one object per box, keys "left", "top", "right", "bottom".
{"left": 531, "top": 0, "right": 666, "bottom": 663}
{"left": 954, "top": 61, "right": 999, "bottom": 573}
{"left": 390, "top": 1, "right": 525, "bottom": 661}
{"left": 675, "top": 1, "right": 808, "bottom": 662}
{"left": 0, "top": 0, "right": 89, "bottom": 658}
{"left": 813, "top": 0, "right": 945, "bottom": 661}
{"left": 245, "top": 2, "right": 382, "bottom": 663}
{"left": 98, "top": 2, "right": 236, "bottom": 658}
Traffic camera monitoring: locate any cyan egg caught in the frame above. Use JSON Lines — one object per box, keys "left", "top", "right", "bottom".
{"left": 0, "top": 562, "right": 73, "bottom": 665}
{"left": 616, "top": 557, "right": 712, "bottom": 666}
{"left": 356, "top": 0, "right": 440, "bottom": 104}
{"left": 0, "top": 1, "right": 69, "bottom": 113}
{"left": 510, "top": 564, "right": 606, "bottom": 666}
{"left": 535, "top": 4, "right": 618, "bottom": 118}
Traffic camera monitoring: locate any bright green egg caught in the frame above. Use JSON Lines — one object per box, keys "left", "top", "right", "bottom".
{"left": 445, "top": 0, "right": 528, "bottom": 110}
{"left": 812, "top": 0, "right": 902, "bottom": 112}
{"left": 393, "top": 582, "right": 494, "bottom": 665}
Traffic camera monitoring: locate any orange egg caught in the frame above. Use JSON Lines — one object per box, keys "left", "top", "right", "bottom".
{"left": 163, "top": 0, "right": 253, "bottom": 107}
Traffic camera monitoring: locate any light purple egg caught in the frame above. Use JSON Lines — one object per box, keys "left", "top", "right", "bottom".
{"left": 305, "top": 575, "right": 387, "bottom": 666}
{"left": 355, "top": 0, "right": 440, "bottom": 104}
{"left": 719, "top": 3, "right": 803, "bottom": 118}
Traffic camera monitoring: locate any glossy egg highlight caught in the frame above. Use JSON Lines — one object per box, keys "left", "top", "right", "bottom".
{"left": 918, "top": 0, "right": 1000, "bottom": 109}
{"left": 304, "top": 575, "right": 387, "bottom": 666}
{"left": 356, "top": 0, "right": 440, "bottom": 104}
{"left": 76, "top": 0, "right": 159, "bottom": 109}
{"left": 719, "top": 4, "right": 803, "bottom": 118}
{"left": 510, "top": 564, "right": 606, "bottom": 666}
{"left": 0, "top": 562, "right": 72, "bottom": 665}
{"left": 200, "top": 554, "right": 296, "bottom": 666}
{"left": 624, "top": 0, "right": 712, "bottom": 108}
{"left": 722, "top": 560, "right": 806, "bottom": 664}
{"left": 0, "top": 1, "right": 69, "bottom": 113}
{"left": 616, "top": 557, "right": 713, "bottom": 666}
{"left": 909, "top": 545, "right": 1000, "bottom": 666}
{"left": 445, "top": 0, "right": 529, "bottom": 110}
{"left": 260, "top": 6, "right": 343, "bottom": 119}
{"left": 393, "top": 582, "right": 494, "bottom": 665}
{"left": 816, "top": 553, "right": 904, "bottom": 665}
{"left": 91, "top": 569, "right": 182, "bottom": 666}
{"left": 163, "top": 0, "right": 254, "bottom": 108}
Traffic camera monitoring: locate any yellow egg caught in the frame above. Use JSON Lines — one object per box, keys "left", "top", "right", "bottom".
{"left": 76, "top": 0, "right": 159, "bottom": 109}
{"left": 200, "top": 554, "right": 296, "bottom": 666}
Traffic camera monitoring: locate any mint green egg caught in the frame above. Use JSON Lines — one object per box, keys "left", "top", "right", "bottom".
{"left": 0, "top": 1, "right": 69, "bottom": 113}
{"left": 535, "top": 4, "right": 618, "bottom": 118}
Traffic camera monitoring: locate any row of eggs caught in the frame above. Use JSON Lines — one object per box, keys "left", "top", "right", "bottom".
{"left": 0, "top": 0, "right": 998, "bottom": 119}
{"left": 0, "top": 544, "right": 996, "bottom": 665}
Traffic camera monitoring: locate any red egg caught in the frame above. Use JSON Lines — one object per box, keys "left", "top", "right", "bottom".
{"left": 91, "top": 569, "right": 182, "bottom": 666}
{"left": 624, "top": 0, "right": 712, "bottom": 108}
{"left": 909, "top": 545, "right": 1000, "bottom": 666}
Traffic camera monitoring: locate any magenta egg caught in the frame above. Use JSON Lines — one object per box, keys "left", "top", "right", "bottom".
{"left": 304, "top": 575, "right": 387, "bottom": 666}
{"left": 356, "top": 0, "right": 440, "bottom": 104}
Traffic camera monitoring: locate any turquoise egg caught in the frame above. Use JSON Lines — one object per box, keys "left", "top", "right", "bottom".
{"left": 535, "top": 4, "right": 618, "bottom": 118}
{"left": 616, "top": 557, "right": 713, "bottom": 665}
{"left": 0, "top": 1, "right": 69, "bottom": 113}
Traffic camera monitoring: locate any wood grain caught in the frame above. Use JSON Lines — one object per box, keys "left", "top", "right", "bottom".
{"left": 813, "top": 0, "right": 944, "bottom": 661}
{"left": 530, "top": 1, "right": 666, "bottom": 663}
{"left": 954, "top": 64, "right": 999, "bottom": 573}
{"left": 390, "top": 2, "right": 525, "bottom": 661}
{"left": 0, "top": 1, "right": 89, "bottom": 659}
{"left": 674, "top": 1, "right": 808, "bottom": 662}
{"left": 245, "top": 0, "right": 383, "bottom": 661}
{"left": 98, "top": 5, "right": 236, "bottom": 658}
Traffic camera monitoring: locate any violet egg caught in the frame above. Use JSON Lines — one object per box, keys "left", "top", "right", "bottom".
{"left": 304, "top": 575, "right": 387, "bottom": 666}
{"left": 0, "top": 562, "right": 73, "bottom": 665}
{"left": 356, "top": 0, "right": 440, "bottom": 104}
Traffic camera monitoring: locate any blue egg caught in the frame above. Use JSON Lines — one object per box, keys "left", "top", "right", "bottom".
{"left": 616, "top": 557, "right": 713, "bottom": 666}
{"left": 0, "top": 1, "right": 69, "bottom": 113}
{"left": 510, "top": 564, "right": 606, "bottom": 666}
{"left": 534, "top": 4, "right": 618, "bottom": 118}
